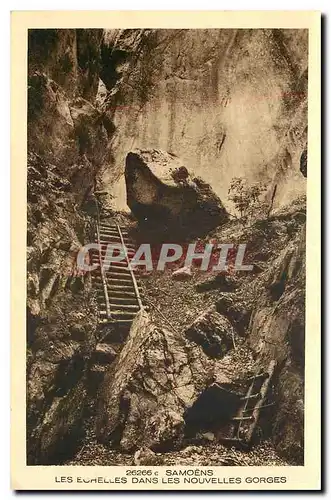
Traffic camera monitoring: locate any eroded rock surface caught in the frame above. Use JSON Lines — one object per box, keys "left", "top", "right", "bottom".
{"left": 103, "top": 29, "right": 308, "bottom": 213}
{"left": 96, "top": 310, "right": 215, "bottom": 451}
{"left": 185, "top": 306, "right": 238, "bottom": 358}
{"left": 248, "top": 225, "right": 306, "bottom": 462}
{"left": 172, "top": 265, "right": 192, "bottom": 281}
{"left": 125, "top": 149, "right": 228, "bottom": 236}
{"left": 27, "top": 29, "right": 109, "bottom": 464}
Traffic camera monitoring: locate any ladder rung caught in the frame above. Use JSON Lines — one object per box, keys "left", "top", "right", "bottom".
{"left": 98, "top": 246, "right": 135, "bottom": 253}
{"left": 97, "top": 251, "right": 135, "bottom": 258}
{"left": 94, "top": 260, "right": 128, "bottom": 266}
{"left": 241, "top": 393, "right": 260, "bottom": 400}
{"left": 108, "top": 265, "right": 131, "bottom": 272}
{"left": 98, "top": 224, "right": 118, "bottom": 229}
{"left": 98, "top": 240, "right": 135, "bottom": 249}
{"left": 98, "top": 231, "right": 121, "bottom": 236}
{"left": 99, "top": 249, "right": 136, "bottom": 256}
{"left": 107, "top": 273, "right": 132, "bottom": 279}
{"left": 97, "top": 240, "right": 123, "bottom": 246}
{"left": 109, "top": 297, "right": 137, "bottom": 302}
{"left": 107, "top": 270, "right": 132, "bottom": 276}
{"left": 231, "top": 416, "right": 255, "bottom": 422}
{"left": 109, "top": 303, "right": 140, "bottom": 310}
{"left": 108, "top": 292, "right": 137, "bottom": 298}
{"left": 98, "top": 238, "right": 135, "bottom": 247}
{"left": 98, "top": 290, "right": 137, "bottom": 297}
{"left": 94, "top": 266, "right": 131, "bottom": 274}
{"left": 93, "top": 262, "right": 128, "bottom": 269}
{"left": 99, "top": 225, "right": 129, "bottom": 234}
{"left": 247, "top": 372, "right": 268, "bottom": 381}
{"left": 100, "top": 311, "right": 138, "bottom": 318}
{"left": 98, "top": 231, "right": 134, "bottom": 241}
{"left": 108, "top": 281, "right": 133, "bottom": 286}
{"left": 98, "top": 227, "right": 119, "bottom": 233}
{"left": 109, "top": 286, "right": 136, "bottom": 292}
{"left": 94, "top": 274, "right": 132, "bottom": 282}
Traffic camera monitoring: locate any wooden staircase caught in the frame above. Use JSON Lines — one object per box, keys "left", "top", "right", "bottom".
{"left": 91, "top": 220, "right": 144, "bottom": 327}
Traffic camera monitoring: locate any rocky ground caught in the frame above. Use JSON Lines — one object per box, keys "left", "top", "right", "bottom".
{"left": 66, "top": 197, "right": 305, "bottom": 466}
{"left": 66, "top": 425, "right": 289, "bottom": 467}
{"left": 137, "top": 196, "right": 305, "bottom": 337}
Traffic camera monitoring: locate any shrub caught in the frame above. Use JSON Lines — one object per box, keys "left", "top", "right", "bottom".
{"left": 228, "top": 177, "right": 268, "bottom": 222}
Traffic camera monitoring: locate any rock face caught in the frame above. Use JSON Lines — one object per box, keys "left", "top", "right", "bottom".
{"left": 300, "top": 148, "right": 307, "bottom": 178}
{"left": 102, "top": 29, "right": 308, "bottom": 213}
{"left": 27, "top": 29, "right": 113, "bottom": 464}
{"left": 248, "top": 225, "right": 306, "bottom": 462}
{"left": 96, "top": 310, "right": 215, "bottom": 451}
{"left": 125, "top": 149, "right": 228, "bottom": 236}
{"left": 185, "top": 306, "right": 238, "bottom": 358}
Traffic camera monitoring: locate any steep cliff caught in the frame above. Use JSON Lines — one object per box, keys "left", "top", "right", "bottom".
{"left": 27, "top": 29, "right": 111, "bottom": 464}
{"left": 100, "top": 29, "right": 308, "bottom": 214}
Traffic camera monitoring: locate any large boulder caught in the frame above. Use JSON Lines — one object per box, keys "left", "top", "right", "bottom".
{"left": 125, "top": 149, "right": 228, "bottom": 237}
{"left": 185, "top": 306, "right": 238, "bottom": 358}
{"left": 96, "top": 310, "right": 215, "bottom": 451}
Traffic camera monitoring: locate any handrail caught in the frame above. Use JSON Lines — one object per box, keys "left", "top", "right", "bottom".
{"left": 116, "top": 223, "right": 143, "bottom": 310}
{"left": 93, "top": 196, "right": 111, "bottom": 319}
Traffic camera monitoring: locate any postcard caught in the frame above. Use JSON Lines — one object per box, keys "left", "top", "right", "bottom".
{"left": 11, "top": 10, "right": 321, "bottom": 490}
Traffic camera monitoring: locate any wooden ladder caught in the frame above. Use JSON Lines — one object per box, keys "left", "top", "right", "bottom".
{"left": 220, "top": 360, "right": 276, "bottom": 448}
{"left": 91, "top": 220, "right": 144, "bottom": 327}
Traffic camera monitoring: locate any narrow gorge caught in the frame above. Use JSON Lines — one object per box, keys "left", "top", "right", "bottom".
{"left": 27, "top": 28, "right": 307, "bottom": 466}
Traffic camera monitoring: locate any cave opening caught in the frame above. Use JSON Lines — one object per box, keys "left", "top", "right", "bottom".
{"left": 183, "top": 383, "right": 243, "bottom": 439}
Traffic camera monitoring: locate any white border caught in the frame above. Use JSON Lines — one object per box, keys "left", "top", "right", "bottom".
{"left": 3, "top": 2, "right": 327, "bottom": 499}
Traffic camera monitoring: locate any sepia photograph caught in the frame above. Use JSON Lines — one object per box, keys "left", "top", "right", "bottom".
{"left": 26, "top": 25, "right": 309, "bottom": 467}
{"left": 10, "top": 10, "right": 321, "bottom": 491}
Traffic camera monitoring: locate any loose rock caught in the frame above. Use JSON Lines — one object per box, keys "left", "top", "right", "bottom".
{"left": 185, "top": 306, "right": 238, "bottom": 358}
{"left": 172, "top": 265, "right": 192, "bottom": 281}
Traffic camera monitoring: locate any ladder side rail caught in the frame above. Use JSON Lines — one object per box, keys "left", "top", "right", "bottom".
{"left": 94, "top": 198, "right": 112, "bottom": 319}
{"left": 235, "top": 377, "right": 256, "bottom": 439}
{"left": 116, "top": 223, "right": 143, "bottom": 310}
{"left": 245, "top": 360, "right": 276, "bottom": 445}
